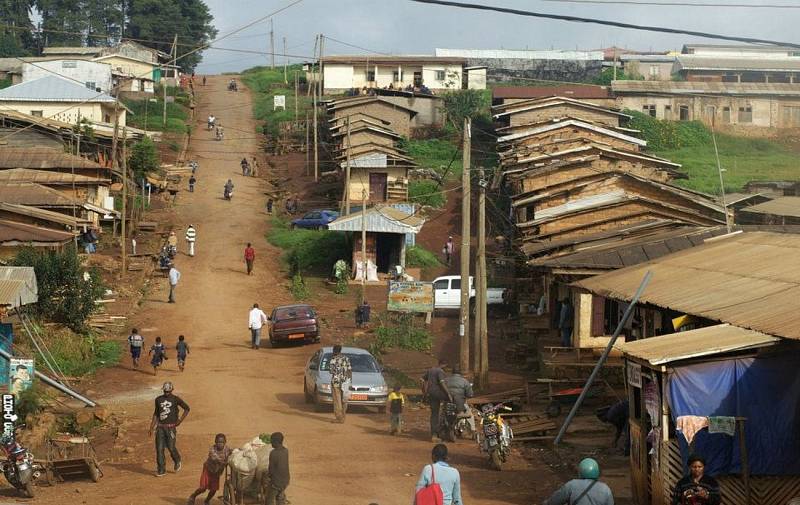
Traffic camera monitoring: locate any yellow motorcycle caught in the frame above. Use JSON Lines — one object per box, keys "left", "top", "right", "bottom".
{"left": 476, "top": 402, "right": 513, "bottom": 471}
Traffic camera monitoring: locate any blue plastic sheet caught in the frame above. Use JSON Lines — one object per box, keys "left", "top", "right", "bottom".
{"left": 0, "top": 324, "right": 11, "bottom": 387}
{"left": 668, "top": 353, "right": 800, "bottom": 476}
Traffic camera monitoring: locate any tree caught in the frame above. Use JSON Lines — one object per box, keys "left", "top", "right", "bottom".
{"left": 442, "top": 89, "right": 491, "bottom": 127}
{"left": 35, "top": 0, "right": 85, "bottom": 46}
{"left": 592, "top": 67, "right": 643, "bottom": 86}
{"left": 128, "top": 136, "right": 159, "bottom": 181}
{"left": 84, "top": 0, "right": 123, "bottom": 46}
{"left": 0, "top": 0, "right": 36, "bottom": 55}
{"left": 11, "top": 248, "right": 105, "bottom": 333}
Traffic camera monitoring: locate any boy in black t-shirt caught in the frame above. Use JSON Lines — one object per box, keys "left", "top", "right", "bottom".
{"left": 387, "top": 385, "right": 405, "bottom": 435}
{"left": 176, "top": 335, "right": 189, "bottom": 372}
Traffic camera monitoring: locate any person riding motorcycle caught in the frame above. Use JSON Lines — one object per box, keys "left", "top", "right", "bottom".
{"left": 445, "top": 367, "right": 476, "bottom": 434}
{"left": 207, "top": 114, "right": 216, "bottom": 130}
{"left": 544, "top": 458, "right": 615, "bottom": 505}
{"left": 224, "top": 179, "right": 234, "bottom": 199}
{"left": 215, "top": 124, "right": 224, "bottom": 140}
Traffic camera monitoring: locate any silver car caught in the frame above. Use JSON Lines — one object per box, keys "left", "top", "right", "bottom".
{"left": 303, "top": 346, "right": 389, "bottom": 412}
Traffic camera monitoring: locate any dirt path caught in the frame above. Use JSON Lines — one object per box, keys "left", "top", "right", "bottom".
{"left": 32, "top": 76, "right": 557, "bottom": 505}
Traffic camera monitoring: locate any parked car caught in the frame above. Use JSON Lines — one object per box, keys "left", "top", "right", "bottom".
{"left": 432, "top": 275, "right": 507, "bottom": 311}
{"left": 268, "top": 304, "right": 320, "bottom": 346}
{"left": 291, "top": 210, "right": 339, "bottom": 230}
{"left": 303, "top": 346, "right": 388, "bottom": 412}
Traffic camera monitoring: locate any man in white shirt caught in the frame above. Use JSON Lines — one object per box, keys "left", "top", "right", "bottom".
{"left": 185, "top": 225, "right": 196, "bottom": 257}
{"left": 248, "top": 303, "right": 268, "bottom": 350}
{"left": 168, "top": 266, "right": 181, "bottom": 303}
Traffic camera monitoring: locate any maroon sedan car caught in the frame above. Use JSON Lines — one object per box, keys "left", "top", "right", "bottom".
{"left": 268, "top": 304, "right": 320, "bottom": 346}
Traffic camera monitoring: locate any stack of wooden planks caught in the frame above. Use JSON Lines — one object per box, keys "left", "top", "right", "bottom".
{"left": 502, "top": 412, "right": 557, "bottom": 441}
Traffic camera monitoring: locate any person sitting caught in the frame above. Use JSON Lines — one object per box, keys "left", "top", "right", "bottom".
{"left": 672, "top": 455, "right": 721, "bottom": 505}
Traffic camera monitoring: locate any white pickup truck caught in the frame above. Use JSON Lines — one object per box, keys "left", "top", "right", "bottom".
{"left": 432, "top": 275, "right": 507, "bottom": 310}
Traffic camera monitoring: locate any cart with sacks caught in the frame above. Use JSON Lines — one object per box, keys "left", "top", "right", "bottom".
{"left": 222, "top": 436, "right": 270, "bottom": 505}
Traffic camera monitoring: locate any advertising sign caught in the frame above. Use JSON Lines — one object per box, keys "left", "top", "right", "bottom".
{"left": 9, "top": 359, "right": 33, "bottom": 397}
{"left": 627, "top": 361, "right": 642, "bottom": 388}
{"left": 387, "top": 281, "right": 434, "bottom": 313}
{"left": 273, "top": 95, "right": 286, "bottom": 110}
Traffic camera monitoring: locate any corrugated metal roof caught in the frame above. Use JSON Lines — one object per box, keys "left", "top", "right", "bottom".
{"left": 618, "top": 324, "right": 779, "bottom": 365}
{"left": 497, "top": 119, "right": 647, "bottom": 147}
{"left": 0, "top": 110, "right": 144, "bottom": 140}
{"left": 328, "top": 97, "right": 417, "bottom": 115}
{"left": 435, "top": 48, "right": 603, "bottom": 61}
{"left": 612, "top": 80, "right": 800, "bottom": 97}
{"left": 0, "top": 168, "right": 109, "bottom": 185}
{"left": 323, "top": 55, "right": 466, "bottom": 65}
{"left": 327, "top": 206, "right": 425, "bottom": 234}
{"left": 493, "top": 97, "right": 630, "bottom": 119}
{"left": 739, "top": 197, "right": 800, "bottom": 218}
{"left": 0, "top": 75, "right": 117, "bottom": 102}
{"left": 677, "top": 55, "right": 800, "bottom": 72}
{"left": 574, "top": 231, "right": 800, "bottom": 340}
{"left": 505, "top": 144, "right": 681, "bottom": 170}
{"left": 492, "top": 85, "right": 612, "bottom": 100}
{"left": 0, "top": 202, "right": 88, "bottom": 227}
{"left": 0, "top": 183, "right": 79, "bottom": 207}
{"left": 0, "top": 148, "right": 104, "bottom": 170}
{"left": 0, "top": 219, "right": 76, "bottom": 244}
{"left": 0, "top": 267, "right": 37, "bottom": 307}
{"left": 619, "top": 54, "right": 676, "bottom": 63}
{"left": 42, "top": 47, "right": 102, "bottom": 56}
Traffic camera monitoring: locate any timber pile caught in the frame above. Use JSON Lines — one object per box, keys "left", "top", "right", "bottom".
{"left": 137, "top": 222, "right": 157, "bottom": 232}
{"left": 502, "top": 413, "right": 557, "bottom": 440}
{"left": 468, "top": 387, "right": 526, "bottom": 406}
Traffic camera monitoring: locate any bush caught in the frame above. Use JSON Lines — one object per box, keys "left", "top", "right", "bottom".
{"left": 442, "top": 89, "right": 492, "bottom": 125}
{"left": 409, "top": 180, "right": 446, "bottom": 208}
{"left": 128, "top": 137, "right": 160, "bottom": 180}
{"left": 626, "top": 110, "right": 712, "bottom": 150}
{"left": 369, "top": 312, "right": 432, "bottom": 356}
{"left": 406, "top": 245, "right": 441, "bottom": 268}
{"left": 11, "top": 248, "right": 105, "bottom": 332}
{"left": 401, "top": 138, "right": 461, "bottom": 175}
{"left": 267, "top": 217, "right": 349, "bottom": 274}
{"left": 290, "top": 274, "right": 310, "bottom": 300}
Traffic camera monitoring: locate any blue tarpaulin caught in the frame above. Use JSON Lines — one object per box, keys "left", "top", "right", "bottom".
{"left": 0, "top": 324, "right": 11, "bottom": 387}
{"left": 668, "top": 353, "right": 800, "bottom": 476}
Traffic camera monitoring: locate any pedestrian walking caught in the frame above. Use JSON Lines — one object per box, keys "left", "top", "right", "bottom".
{"left": 187, "top": 433, "right": 231, "bottom": 505}
{"left": 149, "top": 382, "right": 189, "bottom": 477}
{"left": 244, "top": 243, "right": 256, "bottom": 275}
{"left": 131, "top": 234, "right": 137, "bottom": 256}
{"left": 414, "top": 444, "right": 463, "bottom": 505}
{"left": 128, "top": 328, "right": 144, "bottom": 370}
{"left": 188, "top": 175, "right": 196, "bottom": 193}
{"left": 149, "top": 336, "right": 168, "bottom": 375}
{"left": 241, "top": 158, "right": 249, "bottom": 176}
{"left": 387, "top": 385, "right": 405, "bottom": 435}
{"left": 202, "top": 76, "right": 206, "bottom": 86}
{"left": 355, "top": 300, "right": 371, "bottom": 328}
{"left": 248, "top": 303, "right": 268, "bottom": 350}
{"left": 251, "top": 156, "right": 259, "bottom": 177}
{"left": 266, "top": 199, "right": 273, "bottom": 215}
{"left": 265, "top": 432, "right": 290, "bottom": 505}
{"left": 185, "top": 225, "right": 197, "bottom": 257}
{"left": 168, "top": 231, "right": 178, "bottom": 254}
{"left": 168, "top": 265, "right": 181, "bottom": 303}
{"left": 176, "top": 335, "right": 189, "bottom": 372}
{"left": 443, "top": 236, "right": 454, "bottom": 266}
{"left": 545, "top": 458, "right": 615, "bottom": 505}
{"left": 422, "top": 359, "right": 453, "bottom": 442}
{"left": 329, "top": 344, "right": 352, "bottom": 423}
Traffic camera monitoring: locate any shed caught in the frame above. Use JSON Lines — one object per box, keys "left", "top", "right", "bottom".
{"left": 0, "top": 267, "right": 38, "bottom": 308}
{"left": 617, "top": 324, "right": 800, "bottom": 505}
{"left": 327, "top": 205, "right": 425, "bottom": 279}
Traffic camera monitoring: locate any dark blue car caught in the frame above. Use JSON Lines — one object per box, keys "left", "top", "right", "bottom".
{"left": 291, "top": 210, "right": 339, "bottom": 230}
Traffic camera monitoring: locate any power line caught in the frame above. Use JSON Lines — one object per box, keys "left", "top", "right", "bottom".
{"left": 406, "top": 0, "right": 800, "bottom": 48}
{"left": 540, "top": 0, "right": 800, "bottom": 7}
{"left": 322, "top": 36, "right": 393, "bottom": 56}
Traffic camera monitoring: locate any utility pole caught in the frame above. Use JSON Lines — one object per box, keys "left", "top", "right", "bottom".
{"left": 305, "top": 111, "right": 310, "bottom": 176}
{"left": 121, "top": 127, "right": 128, "bottom": 276}
{"left": 312, "top": 34, "right": 319, "bottom": 182}
{"left": 613, "top": 47, "right": 618, "bottom": 81}
{"left": 294, "top": 71, "right": 299, "bottom": 121}
{"left": 318, "top": 33, "right": 324, "bottom": 98}
{"left": 163, "top": 34, "right": 176, "bottom": 127}
{"left": 459, "top": 117, "right": 472, "bottom": 374}
{"left": 283, "top": 36, "right": 288, "bottom": 84}
{"left": 345, "top": 116, "right": 352, "bottom": 215}
{"left": 308, "top": 35, "right": 318, "bottom": 97}
{"left": 270, "top": 19, "right": 275, "bottom": 69}
{"left": 477, "top": 167, "right": 488, "bottom": 388}
{"left": 361, "top": 189, "right": 367, "bottom": 300}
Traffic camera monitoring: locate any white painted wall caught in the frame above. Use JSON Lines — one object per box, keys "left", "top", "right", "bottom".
{"left": 422, "top": 64, "right": 462, "bottom": 90}
{"left": 324, "top": 62, "right": 483, "bottom": 91}
{"left": 467, "top": 68, "right": 487, "bottom": 90}
{"left": 22, "top": 60, "right": 113, "bottom": 93}
{"left": 324, "top": 64, "right": 356, "bottom": 89}
{"left": 0, "top": 101, "right": 125, "bottom": 126}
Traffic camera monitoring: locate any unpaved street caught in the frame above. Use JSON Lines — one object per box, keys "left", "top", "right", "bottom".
{"left": 33, "top": 77, "right": 553, "bottom": 505}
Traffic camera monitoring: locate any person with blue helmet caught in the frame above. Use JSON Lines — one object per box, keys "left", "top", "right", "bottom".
{"left": 544, "top": 458, "right": 615, "bottom": 505}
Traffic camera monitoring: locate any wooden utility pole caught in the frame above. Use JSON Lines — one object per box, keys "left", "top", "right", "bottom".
{"left": 613, "top": 48, "right": 618, "bottom": 81}
{"left": 121, "top": 127, "right": 128, "bottom": 275}
{"left": 459, "top": 117, "right": 472, "bottom": 374}
{"left": 312, "top": 34, "right": 319, "bottom": 182}
{"left": 476, "top": 167, "right": 489, "bottom": 387}
{"left": 308, "top": 35, "right": 318, "bottom": 97}
{"left": 345, "top": 116, "right": 352, "bottom": 215}
{"left": 270, "top": 19, "right": 275, "bottom": 69}
{"left": 294, "top": 71, "right": 299, "bottom": 121}
{"left": 318, "top": 33, "right": 324, "bottom": 98}
{"left": 305, "top": 111, "right": 310, "bottom": 176}
{"left": 283, "top": 36, "right": 288, "bottom": 84}
{"left": 361, "top": 189, "right": 367, "bottom": 299}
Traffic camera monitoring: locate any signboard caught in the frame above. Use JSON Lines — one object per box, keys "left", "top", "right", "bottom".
{"left": 627, "top": 361, "right": 642, "bottom": 388}
{"left": 273, "top": 95, "right": 286, "bottom": 110}
{"left": 9, "top": 359, "right": 33, "bottom": 397}
{"left": 387, "top": 281, "right": 434, "bottom": 313}
{"left": 0, "top": 324, "right": 11, "bottom": 388}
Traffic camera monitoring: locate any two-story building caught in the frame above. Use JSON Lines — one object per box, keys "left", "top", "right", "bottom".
{"left": 22, "top": 59, "right": 113, "bottom": 94}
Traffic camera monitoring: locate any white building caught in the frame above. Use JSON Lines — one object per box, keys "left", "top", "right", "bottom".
{"left": 321, "top": 55, "right": 485, "bottom": 94}
{"left": 22, "top": 59, "right": 113, "bottom": 94}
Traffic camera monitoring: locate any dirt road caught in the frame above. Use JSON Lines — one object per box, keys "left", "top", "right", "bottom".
{"left": 32, "top": 76, "right": 555, "bottom": 505}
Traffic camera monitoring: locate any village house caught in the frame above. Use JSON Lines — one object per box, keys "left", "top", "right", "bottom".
{"left": 0, "top": 182, "right": 117, "bottom": 227}
{"left": 493, "top": 96, "right": 631, "bottom": 129}
{"left": 327, "top": 97, "right": 417, "bottom": 137}
{"left": 337, "top": 144, "right": 415, "bottom": 204}
{"left": 0, "top": 76, "right": 126, "bottom": 126}
{"left": 321, "top": 55, "right": 484, "bottom": 94}
{"left": 0, "top": 168, "right": 111, "bottom": 212}
{"left": 0, "top": 202, "right": 90, "bottom": 234}
{"left": 492, "top": 84, "right": 615, "bottom": 109}
{"left": 612, "top": 81, "right": 800, "bottom": 130}
{"left": 22, "top": 59, "right": 113, "bottom": 94}
{"left": 0, "top": 147, "right": 110, "bottom": 180}
{"left": 0, "top": 220, "right": 76, "bottom": 257}
{"left": 331, "top": 122, "right": 401, "bottom": 150}
{"left": 737, "top": 196, "right": 800, "bottom": 225}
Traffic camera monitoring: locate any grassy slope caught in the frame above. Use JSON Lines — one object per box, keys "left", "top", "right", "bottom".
{"left": 123, "top": 86, "right": 190, "bottom": 133}
{"left": 241, "top": 65, "right": 310, "bottom": 137}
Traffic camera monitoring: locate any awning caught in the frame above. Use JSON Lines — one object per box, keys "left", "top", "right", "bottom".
{"left": 617, "top": 324, "right": 780, "bottom": 366}
{"left": 83, "top": 202, "right": 120, "bottom": 219}
{"left": 327, "top": 205, "right": 424, "bottom": 234}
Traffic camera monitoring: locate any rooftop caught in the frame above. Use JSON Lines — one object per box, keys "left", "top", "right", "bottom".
{"left": 0, "top": 75, "right": 117, "bottom": 103}
{"left": 618, "top": 324, "right": 780, "bottom": 366}
{"left": 575, "top": 231, "right": 800, "bottom": 340}
{"left": 0, "top": 147, "right": 104, "bottom": 171}
{"left": 42, "top": 47, "right": 103, "bottom": 56}
{"left": 497, "top": 119, "right": 647, "bottom": 147}
{"left": 0, "top": 202, "right": 89, "bottom": 228}
{"left": 739, "top": 196, "right": 800, "bottom": 218}
{"left": 493, "top": 96, "right": 630, "bottom": 119}
{"left": 676, "top": 55, "right": 800, "bottom": 72}
{"left": 323, "top": 55, "right": 466, "bottom": 65}
{"left": 611, "top": 80, "right": 800, "bottom": 97}
{"left": 492, "top": 85, "right": 612, "bottom": 101}
{"left": 0, "top": 267, "right": 37, "bottom": 308}
{"left": 0, "top": 219, "right": 75, "bottom": 247}
{"left": 327, "top": 205, "right": 425, "bottom": 234}
{"left": 0, "top": 183, "right": 80, "bottom": 207}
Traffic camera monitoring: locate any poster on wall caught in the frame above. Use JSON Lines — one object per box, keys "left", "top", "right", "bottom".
{"left": 9, "top": 359, "right": 33, "bottom": 397}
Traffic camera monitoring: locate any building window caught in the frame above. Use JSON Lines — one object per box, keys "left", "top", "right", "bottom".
{"left": 392, "top": 70, "right": 401, "bottom": 82}
{"left": 783, "top": 106, "right": 800, "bottom": 127}
{"left": 722, "top": 106, "right": 731, "bottom": 123}
{"left": 679, "top": 105, "right": 690, "bottom": 121}
{"left": 61, "top": 60, "right": 77, "bottom": 68}
{"left": 738, "top": 106, "right": 753, "bottom": 123}
{"left": 30, "top": 110, "right": 43, "bottom": 117}
{"left": 642, "top": 105, "right": 656, "bottom": 117}
{"left": 649, "top": 65, "right": 660, "bottom": 78}
{"left": 85, "top": 81, "right": 96, "bottom": 90}
{"left": 791, "top": 51, "right": 800, "bottom": 57}
{"left": 434, "top": 70, "right": 446, "bottom": 81}
{"left": 365, "top": 70, "right": 375, "bottom": 82}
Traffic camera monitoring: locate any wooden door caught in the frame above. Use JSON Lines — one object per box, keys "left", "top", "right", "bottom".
{"left": 369, "top": 173, "right": 388, "bottom": 201}
{"left": 630, "top": 419, "right": 650, "bottom": 504}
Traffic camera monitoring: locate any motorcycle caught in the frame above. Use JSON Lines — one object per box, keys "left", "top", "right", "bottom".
{"left": 224, "top": 187, "right": 233, "bottom": 201}
{"left": 476, "top": 402, "right": 513, "bottom": 471}
{"left": 215, "top": 128, "right": 224, "bottom": 141}
{"left": 0, "top": 431, "right": 42, "bottom": 497}
{"left": 439, "top": 401, "right": 476, "bottom": 443}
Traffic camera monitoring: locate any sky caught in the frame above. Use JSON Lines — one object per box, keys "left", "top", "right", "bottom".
{"left": 196, "top": 0, "right": 800, "bottom": 73}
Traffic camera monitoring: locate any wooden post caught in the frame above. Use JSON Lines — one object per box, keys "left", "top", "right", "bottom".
{"left": 121, "top": 127, "right": 128, "bottom": 276}
{"left": 345, "top": 116, "right": 351, "bottom": 215}
{"left": 361, "top": 189, "right": 367, "bottom": 301}
{"left": 318, "top": 33, "right": 324, "bottom": 98}
{"left": 477, "top": 167, "right": 488, "bottom": 387}
{"left": 737, "top": 418, "right": 752, "bottom": 505}
{"left": 270, "top": 19, "right": 275, "bottom": 69}
{"left": 312, "top": 35, "right": 319, "bottom": 182}
{"left": 459, "top": 117, "right": 471, "bottom": 374}
{"left": 283, "top": 36, "right": 288, "bottom": 84}
{"left": 294, "top": 71, "right": 299, "bottom": 121}
{"left": 305, "top": 111, "right": 310, "bottom": 176}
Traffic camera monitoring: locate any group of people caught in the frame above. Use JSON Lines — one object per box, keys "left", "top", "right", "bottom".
{"left": 421, "top": 359, "right": 473, "bottom": 442}
{"left": 241, "top": 156, "right": 259, "bottom": 177}
{"left": 148, "top": 382, "right": 291, "bottom": 505}
{"left": 128, "top": 329, "right": 190, "bottom": 375}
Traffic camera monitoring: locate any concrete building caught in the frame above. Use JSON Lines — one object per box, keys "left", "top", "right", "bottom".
{"left": 612, "top": 80, "right": 800, "bottom": 131}
{"left": 0, "top": 75, "right": 126, "bottom": 126}
{"left": 22, "top": 59, "right": 113, "bottom": 94}
{"left": 619, "top": 54, "right": 676, "bottom": 81}
{"left": 321, "top": 55, "right": 484, "bottom": 94}
{"left": 678, "top": 44, "right": 800, "bottom": 83}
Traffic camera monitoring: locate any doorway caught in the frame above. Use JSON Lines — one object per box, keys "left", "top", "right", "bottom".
{"left": 369, "top": 172, "right": 388, "bottom": 201}
{"left": 375, "top": 233, "right": 401, "bottom": 272}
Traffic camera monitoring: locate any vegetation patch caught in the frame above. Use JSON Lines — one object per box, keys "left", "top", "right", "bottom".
{"left": 408, "top": 180, "right": 446, "bottom": 208}
{"left": 123, "top": 88, "right": 189, "bottom": 133}
{"left": 405, "top": 245, "right": 441, "bottom": 268}
{"left": 267, "top": 217, "right": 349, "bottom": 274}
{"left": 369, "top": 312, "right": 432, "bottom": 356}
{"left": 242, "top": 65, "right": 310, "bottom": 138}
